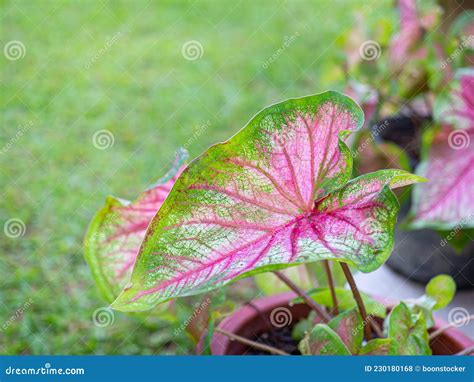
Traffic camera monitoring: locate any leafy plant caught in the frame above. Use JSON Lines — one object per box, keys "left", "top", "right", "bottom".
{"left": 103, "top": 92, "right": 424, "bottom": 312}
{"left": 343, "top": 0, "right": 473, "bottom": 250}
{"left": 297, "top": 274, "right": 456, "bottom": 356}
{"left": 83, "top": 90, "right": 465, "bottom": 357}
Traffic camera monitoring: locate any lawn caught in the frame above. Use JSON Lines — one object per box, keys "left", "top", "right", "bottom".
{"left": 1, "top": 0, "right": 397, "bottom": 354}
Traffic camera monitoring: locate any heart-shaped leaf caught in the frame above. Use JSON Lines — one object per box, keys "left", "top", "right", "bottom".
{"left": 424, "top": 274, "right": 456, "bottom": 310}
{"left": 111, "top": 92, "right": 424, "bottom": 311}
{"left": 299, "top": 324, "right": 351, "bottom": 355}
{"left": 328, "top": 309, "right": 363, "bottom": 354}
{"left": 84, "top": 150, "right": 188, "bottom": 302}
{"left": 407, "top": 274, "right": 456, "bottom": 328}
{"left": 409, "top": 70, "right": 474, "bottom": 230}
{"left": 386, "top": 302, "right": 431, "bottom": 355}
{"left": 359, "top": 338, "right": 396, "bottom": 355}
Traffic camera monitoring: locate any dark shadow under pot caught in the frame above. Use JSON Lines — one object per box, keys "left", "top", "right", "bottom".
{"left": 372, "top": 116, "right": 474, "bottom": 289}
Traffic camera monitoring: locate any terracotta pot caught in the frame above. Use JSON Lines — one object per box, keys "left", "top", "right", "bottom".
{"left": 199, "top": 292, "right": 473, "bottom": 355}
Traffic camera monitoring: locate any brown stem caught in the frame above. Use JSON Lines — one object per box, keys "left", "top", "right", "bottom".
{"left": 340, "top": 263, "right": 372, "bottom": 340}
{"left": 455, "top": 345, "right": 474, "bottom": 356}
{"left": 369, "top": 319, "right": 384, "bottom": 339}
{"left": 215, "top": 328, "right": 289, "bottom": 356}
{"left": 274, "top": 271, "right": 331, "bottom": 323}
{"left": 323, "top": 260, "right": 339, "bottom": 315}
{"left": 429, "top": 315, "right": 474, "bottom": 341}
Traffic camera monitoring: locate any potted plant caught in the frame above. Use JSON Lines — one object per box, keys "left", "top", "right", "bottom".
{"left": 85, "top": 91, "right": 473, "bottom": 355}
{"left": 342, "top": 0, "right": 473, "bottom": 287}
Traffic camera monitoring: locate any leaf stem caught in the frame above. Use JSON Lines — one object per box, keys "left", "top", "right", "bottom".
{"left": 340, "top": 263, "right": 372, "bottom": 340}
{"left": 215, "top": 328, "right": 289, "bottom": 355}
{"left": 323, "top": 260, "right": 339, "bottom": 315}
{"left": 428, "top": 315, "right": 474, "bottom": 341}
{"left": 274, "top": 271, "right": 331, "bottom": 323}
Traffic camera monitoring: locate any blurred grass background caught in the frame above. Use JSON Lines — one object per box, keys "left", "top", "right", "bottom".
{"left": 1, "top": 0, "right": 397, "bottom": 354}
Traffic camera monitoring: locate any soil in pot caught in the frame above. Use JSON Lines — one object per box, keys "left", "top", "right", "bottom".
{"left": 371, "top": 116, "right": 474, "bottom": 288}
{"left": 247, "top": 326, "right": 300, "bottom": 355}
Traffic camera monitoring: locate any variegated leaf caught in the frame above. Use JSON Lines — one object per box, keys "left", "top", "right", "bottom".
{"left": 111, "top": 92, "right": 424, "bottom": 311}
{"left": 84, "top": 150, "right": 188, "bottom": 302}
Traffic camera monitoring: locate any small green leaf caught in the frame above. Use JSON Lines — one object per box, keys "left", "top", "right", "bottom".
{"left": 328, "top": 309, "right": 363, "bottom": 354}
{"left": 299, "top": 324, "right": 351, "bottom": 355}
{"left": 387, "top": 302, "right": 431, "bottom": 355}
{"left": 359, "top": 338, "right": 396, "bottom": 355}
{"left": 292, "top": 312, "right": 316, "bottom": 341}
{"left": 425, "top": 274, "right": 456, "bottom": 310}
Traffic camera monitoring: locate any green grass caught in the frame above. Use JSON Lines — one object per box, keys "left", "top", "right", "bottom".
{"left": 1, "top": 0, "right": 396, "bottom": 354}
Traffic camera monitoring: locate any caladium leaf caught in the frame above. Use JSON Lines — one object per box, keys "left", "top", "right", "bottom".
{"left": 435, "top": 69, "right": 474, "bottom": 129}
{"left": 111, "top": 92, "right": 425, "bottom": 312}
{"left": 410, "top": 70, "right": 474, "bottom": 230}
{"left": 328, "top": 309, "right": 363, "bottom": 354}
{"left": 299, "top": 324, "right": 351, "bottom": 356}
{"left": 359, "top": 338, "right": 396, "bottom": 355}
{"left": 408, "top": 126, "right": 474, "bottom": 230}
{"left": 84, "top": 149, "right": 188, "bottom": 302}
{"left": 386, "top": 302, "right": 431, "bottom": 355}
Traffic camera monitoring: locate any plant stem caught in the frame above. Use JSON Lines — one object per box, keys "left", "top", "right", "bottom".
{"left": 428, "top": 315, "right": 474, "bottom": 341}
{"left": 215, "top": 328, "right": 289, "bottom": 356}
{"left": 274, "top": 271, "right": 331, "bottom": 323}
{"left": 455, "top": 345, "right": 474, "bottom": 356}
{"left": 323, "top": 260, "right": 339, "bottom": 315}
{"left": 340, "top": 263, "right": 372, "bottom": 340}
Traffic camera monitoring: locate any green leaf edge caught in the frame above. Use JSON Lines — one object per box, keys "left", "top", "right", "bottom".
{"left": 84, "top": 149, "right": 189, "bottom": 303}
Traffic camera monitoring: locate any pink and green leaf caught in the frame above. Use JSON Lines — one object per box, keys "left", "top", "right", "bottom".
{"left": 111, "top": 92, "right": 424, "bottom": 312}
{"left": 359, "top": 338, "right": 396, "bottom": 355}
{"left": 409, "top": 70, "right": 474, "bottom": 230}
{"left": 328, "top": 309, "right": 363, "bottom": 354}
{"left": 84, "top": 149, "right": 188, "bottom": 302}
{"left": 408, "top": 125, "right": 474, "bottom": 230}
{"left": 435, "top": 69, "right": 474, "bottom": 129}
{"left": 387, "top": 302, "right": 431, "bottom": 355}
{"left": 299, "top": 324, "right": 351, "bottom": 356}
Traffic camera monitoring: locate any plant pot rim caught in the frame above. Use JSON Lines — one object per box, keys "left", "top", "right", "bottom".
{"left": 198, "top": 292, "right": 473, "bottom": 355}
